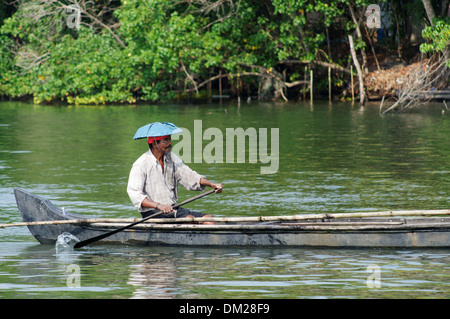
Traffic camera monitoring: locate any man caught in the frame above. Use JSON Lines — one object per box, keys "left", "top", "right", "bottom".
{"left": 127, "top": 122, "right": 222, "bottom": 220}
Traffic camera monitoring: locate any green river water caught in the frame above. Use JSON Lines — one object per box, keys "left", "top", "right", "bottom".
{"left": 0, "top": 100, "right": 449, "bottom": 299}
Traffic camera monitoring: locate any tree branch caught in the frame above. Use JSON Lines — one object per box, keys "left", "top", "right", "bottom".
{"left": 381, "top": 51, "right": 449, "bottom": 114}
{"left": 279, "top": 59, "right": 352, "bottom": 74}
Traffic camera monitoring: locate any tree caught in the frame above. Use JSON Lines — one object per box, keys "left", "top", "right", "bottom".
{"left": 0, "top": 0, "right": 446, "bottom": 105}
{"left": 380, "top": 1, "right": 449, "bottom": 114}
{"left": 422, "top": 0, "right": 436, "bottom": 25}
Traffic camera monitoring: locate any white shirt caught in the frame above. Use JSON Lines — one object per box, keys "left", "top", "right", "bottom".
{"left": 127, "top": 150, "right": 205, "bottom": 212}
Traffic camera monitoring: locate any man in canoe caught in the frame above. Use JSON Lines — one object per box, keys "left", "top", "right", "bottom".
{"left": 127, "top": 122, "right": 222, "bottom": 221}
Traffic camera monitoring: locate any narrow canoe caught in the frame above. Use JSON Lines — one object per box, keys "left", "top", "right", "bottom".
{"left": 12, "top": 188, "right": 450, "bottom": 248}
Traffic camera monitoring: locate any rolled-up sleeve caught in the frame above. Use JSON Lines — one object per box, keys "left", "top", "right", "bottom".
{"left": 172, "top": 154, "right": 205, "bottom": 191}
{"left": 127, "top": 164, "right": 148, "bottom": 212}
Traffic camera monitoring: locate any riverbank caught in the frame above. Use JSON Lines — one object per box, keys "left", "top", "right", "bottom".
{"left": 365, "top": 58, "right": 450, "bottom": 101}
{"left": 1, "top": 56, "right": 448, "bottom": 106}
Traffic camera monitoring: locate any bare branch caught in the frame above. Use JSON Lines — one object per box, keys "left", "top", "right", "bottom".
{"left": 16, "top": 48, "right": 50, "bottom": 72}
{"left": 174, "top": 0, "right": 242, "bottom": 29}
{"left": 180, "top": 71, "right": 261, "bottom": 93}
{"left": 181, "top": 62, "right": 199, "bottom": 94}
{"left": 381, "top": 51, "right": 449, "bottom": 114}
{"left": 15, "top": 0, "right": 124, "bottom": 47}
{"left": 279, "top": 59, "right": 353, "bottom": 74}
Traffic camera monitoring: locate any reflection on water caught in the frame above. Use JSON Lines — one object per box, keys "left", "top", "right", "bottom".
{"left": 128, "top": 259, "right": 178, "bottom": 299}
{"left": 2, "top": 243, "right": 450, "bottom": 298}
{"left": 0, "top": 101, "right": 449, "bottom": 298}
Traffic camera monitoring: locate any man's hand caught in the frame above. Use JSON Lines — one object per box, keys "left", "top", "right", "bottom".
{"left": 212, "top": 183, "right": 223, "bottom": 193}
{"left": 157, "top": 203, "right": 175, "bottom": 213}
{"left": 141, "top": 198, "right": 175, "bottom": 213}
{"left": 200, "top": 178, "right": 223, "bottom": 193}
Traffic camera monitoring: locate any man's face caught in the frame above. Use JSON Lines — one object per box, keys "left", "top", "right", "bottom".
{"left": 157, "top": 136, "right": 172, "bottom": 153}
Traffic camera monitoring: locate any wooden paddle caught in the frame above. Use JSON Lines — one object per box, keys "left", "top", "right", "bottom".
{"left": 74, "top": 189, "right": 216, "bottom": 249}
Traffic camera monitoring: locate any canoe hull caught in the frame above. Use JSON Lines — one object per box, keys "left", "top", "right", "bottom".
{"left": 13, "top": 188, "right": 450, "bottom": 248}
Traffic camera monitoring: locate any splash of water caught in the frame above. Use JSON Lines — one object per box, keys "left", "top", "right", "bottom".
{"left": 55, "top": 232, "right": 80, "bottom": 252}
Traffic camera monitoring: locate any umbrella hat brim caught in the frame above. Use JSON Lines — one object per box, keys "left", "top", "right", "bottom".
{"left": 133, "top": 122, "right": 183, "bottom": 140}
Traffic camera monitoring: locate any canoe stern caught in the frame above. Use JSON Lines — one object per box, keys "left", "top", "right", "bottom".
{"left": 14, "top": 188, "right": 72, "bottom": 244}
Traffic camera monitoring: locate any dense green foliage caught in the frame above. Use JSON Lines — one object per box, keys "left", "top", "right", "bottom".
{"left": 420, "top": 17, "right": 450, "bottom": 67}
{"left": 0, "top": 0, "right": 447, "bottom": 104}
